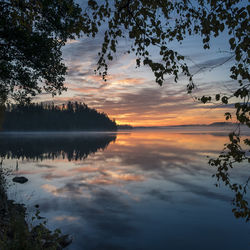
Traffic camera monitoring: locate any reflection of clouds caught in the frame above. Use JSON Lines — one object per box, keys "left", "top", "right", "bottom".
{"left": 35, "top": 130, "right": 245, "bottom": 222}
{"left": 147, "top": 189, "right": 175, "bottom": 203}
{"left": 92, "top": 169, "right": 144, "bottom": 182}
{"left": 168, "top": 177, "right": 230, "bottom": 202}
{"left": 10, "top": 131, "right": 248, "bottom": 249}
{"left": 38, "top": 188, "right": 135, "bottom": 249}
{"left": 54, "top": 215, "right": 79, "bottom": 222}
{"left": 42, "top": 182, "right": 91, "bottom": 198}
{"left": 13, "top": 169, "right": 53, "bottom": 175}
{"left": 42, "top": 172, "right": 71, "bottom": 180}
{"left": 107, "top": 172, "right": 145, "bottom": 182}
{"left": 37, "top": 164, "right": 56, "bottom": 169}
{"left": 41, "top": 184, "right": 60, "bottom": 197}
{"left": 70, "top": 166, "right": 100, "bottom": 173}
{"left": 39, "top": 132, "right": 228, "bottom": 195}
{"left": 86, "top": 172, "right": 145, "bottom": 186}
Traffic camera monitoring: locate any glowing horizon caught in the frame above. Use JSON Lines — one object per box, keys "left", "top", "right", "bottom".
{"left": 35, "top": 32, "right": 236, "bottom": 127}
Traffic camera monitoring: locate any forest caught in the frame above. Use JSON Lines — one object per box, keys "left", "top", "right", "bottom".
{"left": 1, "top": 102, "right": 117, "bottom": 131}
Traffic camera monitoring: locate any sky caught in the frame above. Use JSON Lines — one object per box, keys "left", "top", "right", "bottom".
{"left": 35, "top": 3, "right": 237, "bottom": 126}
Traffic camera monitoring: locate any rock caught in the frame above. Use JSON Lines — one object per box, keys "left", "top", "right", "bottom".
{"left": 12, "top": 176, "right": 28, "bottom": 184}
{"left": 58, "top": 235, "right": 73, "bottom": 248}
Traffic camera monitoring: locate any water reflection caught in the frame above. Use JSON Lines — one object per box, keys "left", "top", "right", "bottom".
{"left": 2, "top": 129, "right": 250, "bottom": 250}
{"left": 0, "top": 132, "right": 116, "bottom": 161}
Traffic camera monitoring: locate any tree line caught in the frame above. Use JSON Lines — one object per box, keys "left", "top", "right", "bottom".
{"left": 1, "top": 102, "right": 117, "bottom": 131}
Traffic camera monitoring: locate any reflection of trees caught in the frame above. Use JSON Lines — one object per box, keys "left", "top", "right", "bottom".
{"left": 0, "top": 133, "right": 116, "bottom": 161}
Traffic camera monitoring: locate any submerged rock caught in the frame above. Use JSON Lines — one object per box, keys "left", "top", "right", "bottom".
{"left": 12, "top": 176, "right": 28, "bottom": 184}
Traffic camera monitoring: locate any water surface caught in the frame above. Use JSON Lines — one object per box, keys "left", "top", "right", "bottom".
{"left": 1, "top": 129, "right": 249, "bottom": 250}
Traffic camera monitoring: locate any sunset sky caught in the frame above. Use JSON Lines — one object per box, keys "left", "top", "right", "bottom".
{"left": 35, "top": 5, "right": 237, "bottom": 126}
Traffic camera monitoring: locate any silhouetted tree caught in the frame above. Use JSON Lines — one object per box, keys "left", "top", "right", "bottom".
{"left": 2, "top": 102, "right": 117, "bottom": 131}
{"left": 0, "top": 0, "right": 84, "bottom": 103}
{"left": 83, "top": 0, "right": 249, "bottom": 222}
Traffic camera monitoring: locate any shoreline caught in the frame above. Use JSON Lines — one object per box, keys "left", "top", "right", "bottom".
{"left": 0, "top": 169, "right": 72, "bottom": 249}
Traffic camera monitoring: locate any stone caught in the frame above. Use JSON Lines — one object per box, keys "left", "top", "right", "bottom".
{"left": 58, "top": 235, "right": 73, "bottom": 248}
{"left": 12, "top": 176, "right": 28, "bottom": 184}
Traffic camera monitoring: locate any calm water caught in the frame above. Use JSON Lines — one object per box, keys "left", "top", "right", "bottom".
{"left": 1, "top": 128, "right": 249, "bottom": 250}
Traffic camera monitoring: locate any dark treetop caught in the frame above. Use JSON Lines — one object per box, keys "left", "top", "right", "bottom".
{"left": 0, "top": 0, "right": 84, "bottom": 104}
{"left": 1, "top": 101, "right": 117, "bottom": 131}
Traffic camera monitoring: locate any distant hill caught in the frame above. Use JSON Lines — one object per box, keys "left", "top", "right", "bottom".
{"left": 207, "top": 122, "right": 234, "bottom": 126}
{"left": 1, "top": 102, "right": 117, "bottom": 131}
{"left": 134, "top": 122, "right": 235, "bottom": 129}
{"left": 117, "top": 124, "right": 133, "bottom": 130}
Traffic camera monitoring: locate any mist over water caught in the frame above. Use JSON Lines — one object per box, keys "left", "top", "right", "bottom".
{"left": 1, "top": 129, "right": 249, "bottom": 250}
{"left": 0, "top": 131, "right": 116, "bottom": 161}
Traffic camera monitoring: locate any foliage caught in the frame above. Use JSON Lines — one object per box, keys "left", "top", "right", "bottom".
{"left": 82, "top": 0, "right": 250, "bottom": 220}
{"left": 0, "top": 0, "right": 84, "bottom": 104}
{"left": 2, "top": 101, "right": 117, "bottom": 131}
{"left": 83, "top": 0, "right": 250, "bottom": 131}
{"left": 209, "top": 130, "right": 250, "bottom": 221}
{"left": 0, "top": 202, "right": 72, "bottom": 249}
{"left": 83, "top": 1, "right": 249, "bottom": 89}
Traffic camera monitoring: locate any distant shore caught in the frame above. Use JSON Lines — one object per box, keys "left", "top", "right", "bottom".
{"left": 133, "top": 122, "right": 236, "bottom": 129}
{"left": 0, "top": 122, "right": 249, "bottom": 136}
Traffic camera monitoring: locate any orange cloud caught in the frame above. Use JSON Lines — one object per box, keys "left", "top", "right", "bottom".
{"left": 111, "top": 77, "right": 145, "bottom": 85}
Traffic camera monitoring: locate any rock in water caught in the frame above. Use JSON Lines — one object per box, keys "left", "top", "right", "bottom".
{"left": 58, "top": 235, "right": 73, "bottom": 248}
{"left": 12, "top": 176, "right": 28, "bottom": 184}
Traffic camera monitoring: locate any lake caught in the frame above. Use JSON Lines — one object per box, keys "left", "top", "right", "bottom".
{"left": 1, "top": 128, "right": 249, "bottom": 250}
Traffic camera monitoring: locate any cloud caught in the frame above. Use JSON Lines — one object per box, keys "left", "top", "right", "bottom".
{"left": 36, "top": 29, "right": 236, "bottom": 126}
{"left": 46, "top": 82, "right": 231, "bottom": 126}
{"left": 65, "top": 39, "right": 80, "bottom": 45}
